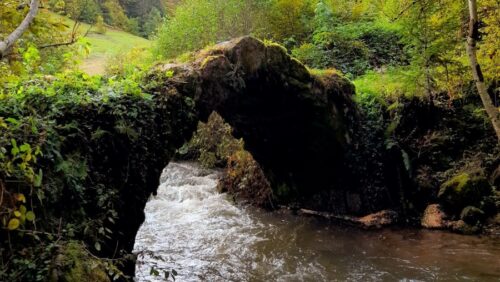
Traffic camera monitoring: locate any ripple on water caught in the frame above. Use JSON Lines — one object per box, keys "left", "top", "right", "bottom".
{"left": 134, "top": 162, "right": 500, "bottom": 282}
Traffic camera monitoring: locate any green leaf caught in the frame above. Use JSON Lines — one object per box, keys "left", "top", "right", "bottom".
{"left": 19, "top": 143, "right": 31, "bottom": 152}
{"left": 14, "top": 211, "right": 21, "bottom": 217}
{"left": 26, "top": 211, "right": 36, "bottom": 222}
{"left": 34, "top": 169, "right": 43, "bottom": 187}
{"left": 11, "top": 139, "right": 19, "bottom": 156}
{"left": 6, "top": 118, "right": 20, "bottom": 126}
{"left": 8, "top": 218, "right": 20, "bottom": 230}
{"left": 94, "top": 242, "right": 101, "bottom": 251}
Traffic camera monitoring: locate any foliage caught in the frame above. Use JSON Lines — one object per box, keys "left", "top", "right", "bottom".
{"left": 177, "top": 113, "right": 273, "bottom": 207}
{"left": 102, "top": 0, "right": 131, "bottom": 30}
{"left": 218, "top": 150, "right": 273, "bottom": 208}
{"left": 263, "top": 0, "right": 316, "bottom": 43}
{"left": 178, "top": 112, "right": 244, "bottom": 168}
{"left": 95, "top": 15, "right": 106, "bottom": 35}
{"left": 154, "top": 0, "right": 263, "bottom": 59}
{"left": 354, "top": 67, "right": 420, "bottom": 100}
{"left": 59, "top": 0, "right": 102, "bottom": 23}
{"left": 478, "top": 0, "right": 500, "bottom": 82}
{"left": 0, "top": 2, "right": 85, "bottom": 76}
{"left": 0, "top": 71, "right": 177, "bottom": 281}
{"left": 142, "top": 7, "right": 163, "bottom": 39}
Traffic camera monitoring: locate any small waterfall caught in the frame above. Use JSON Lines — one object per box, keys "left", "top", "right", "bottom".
{"left": 133, "top": 162, "right": 264, "bottom": 281}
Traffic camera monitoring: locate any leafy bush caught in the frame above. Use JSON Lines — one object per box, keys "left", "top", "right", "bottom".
{"left": 178, "top": 112, "right": 244, "bottom": 168}
{"left": 293, "top": 21, "right": 407, "bottom": 77}
{"left": 0, "top": 71, "right": 185, "bottom": 281}
{"left": 354, "top": 67, "right": 420, "bottom": 101}
{"left": 154, "top": 0, "right": 260, "bottom": 59}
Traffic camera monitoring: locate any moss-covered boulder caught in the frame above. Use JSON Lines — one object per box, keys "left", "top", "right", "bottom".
{"left": 438, "top": 170, "right": 492, "bottom": 213}
{"left": 449, "top": 220, "right": 481, "bottom": 235}
{"left": 49, "top": 241, "right": 110, "bottom": 282}
{"left": 460, "top": 206, "right": 486, "bottom": 225}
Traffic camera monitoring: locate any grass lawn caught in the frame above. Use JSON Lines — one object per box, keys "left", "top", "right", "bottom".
{"left": 46, "top": 10, "right": 151, "bottom": 75}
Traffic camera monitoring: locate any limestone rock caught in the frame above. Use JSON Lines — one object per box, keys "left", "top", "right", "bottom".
{"left": 358, "top": 210, "right": 399, "bottom": 228}
{"left": 421, "top": 204, "right": 447, "bottom": 229}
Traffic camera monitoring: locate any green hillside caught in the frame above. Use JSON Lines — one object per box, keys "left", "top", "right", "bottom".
{"left": 49, "top": 11, "right": 151, "bottom": 75}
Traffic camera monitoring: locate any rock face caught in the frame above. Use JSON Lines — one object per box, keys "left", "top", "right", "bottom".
{"left": 146, "top": 37, "right": 399, "bottom": 214}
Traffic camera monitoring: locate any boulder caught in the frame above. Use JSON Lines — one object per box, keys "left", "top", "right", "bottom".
{"left": 448, "top": 220, "right": 480, "bottom": 235}
{"left": 358, "top": 210, "right": 399, "bottom": 228}
{"left": 421, "top": 204, "right": 447, "bottom": 229}
{"left": 438, "top": 170, "right": 492, "bottom": 213}
{"left": 460, "top": 206, "right": 486, "bottom": 225}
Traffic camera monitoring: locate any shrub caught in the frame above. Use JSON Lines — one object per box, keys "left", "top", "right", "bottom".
{"left": 178, "top": 112, "right": 244, "bottom": 168}
{"left": 95, "top": 15, "right": 107, "bottom": 34}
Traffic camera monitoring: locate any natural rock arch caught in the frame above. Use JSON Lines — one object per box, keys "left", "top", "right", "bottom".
{"left": 74, "top": 38, "right": 405, "bottom": 271}
{"left": 147, "top": 37, "right": 357, "bottom": 204}
{"left": 144, "top": 37, "right": 396, "bottom": 213}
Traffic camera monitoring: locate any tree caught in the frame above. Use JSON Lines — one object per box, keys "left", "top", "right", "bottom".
{"left": 0, "top": 0, "right": 40, "bottom": 58}
{"left": 154, "top": 0, "right": 261, "bottom": 58}
{"left": 142, "top": 7, "right": 163, "bottom": 38}
{"left": 465, "top": 0, "right": 500, "bottom": 141}
{"left": 95, "top": 15, "right": 107, "bottom": 34}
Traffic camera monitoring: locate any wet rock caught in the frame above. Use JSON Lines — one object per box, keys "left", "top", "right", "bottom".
{"left": 484, "top": 213, "right": 500, "bottom": 237}
{"left": 491, "top": 165, "right": 500, "bottom": 187}
{"left": 448, "top": 220, "right": 480, "bottom": 235}
{"left": 460, "top": 206, "right": 486, "bottom": 225}
{"left": 438, "top": 170, "right": 492, "bottom": 213}
{"left": 421, "top": 204, "right": 447, "bottom": 229}
{"left": 358, "top": 210, "right": 399, "bottom": 228}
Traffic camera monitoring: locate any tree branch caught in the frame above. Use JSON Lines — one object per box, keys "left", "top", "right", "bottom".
{"left": 0, "top": 0, "right": 40, "bottom": 58}
{"left": 38, "top": 23, "right": 93, "bottom": 50}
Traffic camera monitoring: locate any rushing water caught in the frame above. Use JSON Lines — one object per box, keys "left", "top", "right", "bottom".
{"left": 133, "top": 162, "right": 500, "bottom": 282}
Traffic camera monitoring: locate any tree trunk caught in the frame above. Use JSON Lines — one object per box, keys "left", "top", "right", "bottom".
{"left": 0, "top": 0, "right": 40, "bottom": 58}
{"left": 465, "top": 0, "right": 500, "bottom": 142}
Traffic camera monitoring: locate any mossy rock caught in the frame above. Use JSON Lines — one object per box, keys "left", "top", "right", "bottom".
{"left": 460, "top": 206, "right": 486, "bottom": 225}
{"left": 449, "top": 220, "right": 481, "bottom": 235}
{"left": 49, "top": 241, "right": 110, "bottom": 282}
{"left": 438, "top": 171, "right": 492, "bottom": 213}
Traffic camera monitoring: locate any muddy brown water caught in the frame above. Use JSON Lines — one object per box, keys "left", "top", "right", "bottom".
{"left": 133, "top": 162, "right": 500, "bottom": 281}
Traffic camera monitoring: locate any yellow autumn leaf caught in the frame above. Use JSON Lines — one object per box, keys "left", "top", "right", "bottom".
{"left": 15, "top": 193, "right": 26, "bottom": 203}
{"left": 13, "top": 211, "right": 21, "bottom": 217}
{"left": 8, "top": 218, "right": 20, "bottom": 230}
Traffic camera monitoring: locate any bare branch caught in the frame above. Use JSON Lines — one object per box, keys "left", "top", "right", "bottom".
{"left": 0, "top": 0, "right": 40, "bottom": 58}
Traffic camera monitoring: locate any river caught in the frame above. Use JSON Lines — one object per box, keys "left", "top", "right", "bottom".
{"left": 133, "top": 162, "right": 500, "bottom": 281}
